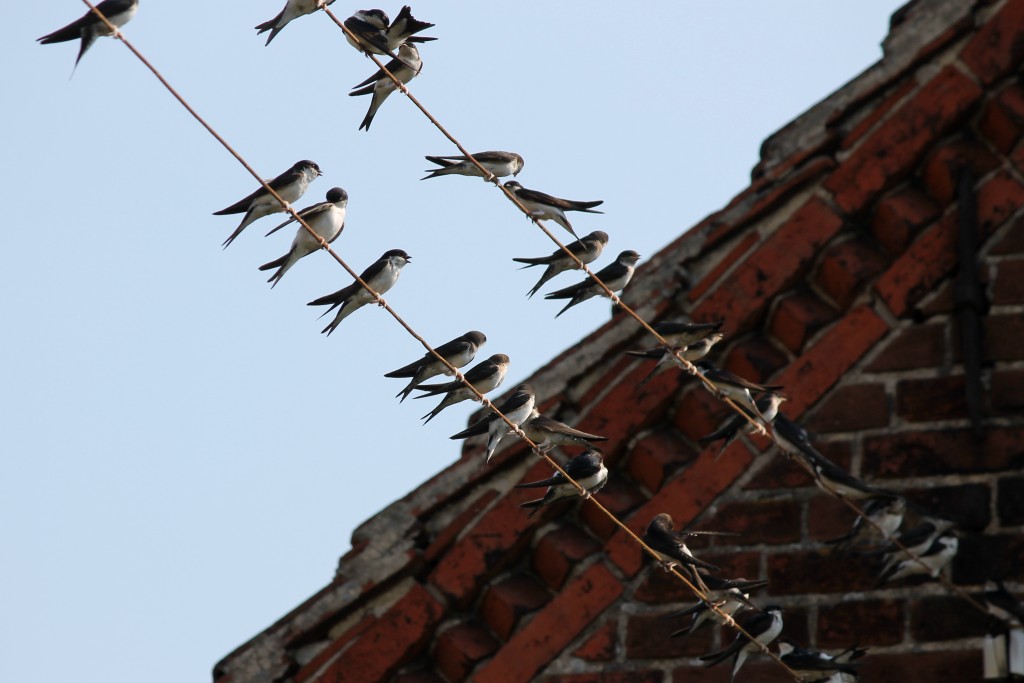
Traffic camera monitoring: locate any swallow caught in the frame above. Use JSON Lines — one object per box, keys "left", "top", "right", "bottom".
{"left": 520, "top": 410, "right": 608, "bottom": 452}
{"left": 515, "top": 450, "right": 608, "bottom": 517}
{"left": 776, "top": 639, "right": 863, "bottom": 682}
{"left": 544, "top": 250, "right": 641, "bottom": 318}
{"left": 513, "top": 231, "right": 609, "bottom": 298}
{"left": 824, "top": 494, "right": 905, "bottom": 552}
{"left": 876, "top": 529, "right": 958, "bottom": 584}
{"left": 503, "top": 181, "right": 603, "bottom": 238}
{"left": 349, "top": 43, "right": 422, "bottom": 131}
{"left": 984, "top": 580, "right": 1024, "bottom": 626}
{"left": 694, "top": 361, "right": 784, "bottom": 432}
{"left": 37, "top": 0, "right": 138, "bottom": 72}
{"left": 449, "top": 384, "right": 536, "bottom": 464}
{"left": 627, "top": 333, "right": 725, "bottom": 387}
{"left": 700, "top": 605, "right": 784, "bottom": 681}
{"left": 306, "top": 249, "right": 411, "bottom": 336}
{"left": 643, "top": 513, "right": 727, "bottom": 589}
{"left": 255, "top": 0, "right": 335, "bottom": 45}
{"left": 384, "top": 331, "right": 486, "bottom": 402}
{"left": 860, "top": 517, "right": 954, "bottom": 560}
{"left": 213, "top": 160, "right": 322, "bottom": 248}
{"left": 697, "top": 391, "right": 787, "bottom": 456}
{"left": 384, "top": 6, "right": 436, "bottom": 50}
{"left": 258, "top": 187, "right": 348, "bottom": 287}
{"left": 422, "top": 151, "right": 524, "bottom": 181}
{"left": 414, "top": 354, "right": 510, "bottom": 424}
{"left": 651, "top": 319, "right": 725, "bottom": 347}
{"left": 670, "top": 576, "right": 767, "bottom": 638}
{"left": 345, "top": 6, "right": 435, "bottom": 56}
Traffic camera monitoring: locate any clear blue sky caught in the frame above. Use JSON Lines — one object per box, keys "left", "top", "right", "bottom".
{"left": 3, "top": 3, "right": 902, "bottom": 681}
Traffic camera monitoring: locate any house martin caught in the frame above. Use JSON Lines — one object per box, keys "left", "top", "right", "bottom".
{"left": 694, "top": 360, "right": 784, "bottom": 431}
{"left": 214, "top": 160, "right": 321, "bottom": 248}
{"left": 349, "top": 43, "right": 421, "bottom": 131}
{"left": 414, "top": 354, "right": 510, "bottom": 424}
{"left": 384, "top": 331, "right": 486, "bottom": 402}
{"left": 422, "top": 151, "right": 524, "bottom": 181}
{"left": 521, "top": 410, "right": 609, "bottom": 452}
{"left": 37, "top": 0, "right": 138, "bottom": 72}
{"left": 515, "top": 450, "right": 608, "bottom": 517}
{"left": 345, "top": 6, "right": 435, "bottom": 56}
{"left": 259, "top": 187, "right": 348, "bottom": 287}
{"left": 255, "top": 0, "right": 335, "bottom": 45}
{"left": 514, "top": 231, "right": 609, "bottom": 298}
{"left": 503, "top": 181, "right": 603, "bottom": 238}
{"left": 651, "top": 319, "right": 725, "bottom": 347}
{"left": 643, "top": 513, "right": 726, "bottom": 588}
{"left": 544, "top": 250, "right": 641, "bottom": 318}
{"left": 776, "top": 639, "right": 863, "bottom": 681}
{"left": 700, "top": 605, "right": 784, "bottom": 681}
{"left": 697, "top": 391, "right": 787, "bottom": 456}
{"left": 306, "top": 249, "right": 411, "bottom": 335}
{"left": 449, "top": 384, "right": 536, "bottom": 464}
{"left": 876, "top": 529, "right": 958, "bottom": 584}
{"left": 627, "top": 332, "right": 725, "bottom": 386}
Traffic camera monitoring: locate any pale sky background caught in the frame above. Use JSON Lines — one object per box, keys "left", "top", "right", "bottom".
{"left": 3, "top": 2, "right": 904, "bottom": 681}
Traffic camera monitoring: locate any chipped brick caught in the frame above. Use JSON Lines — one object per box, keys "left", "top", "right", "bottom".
{"left": 770, "top": 290, "right": 839, "bottom": 354}
{"left": 979, "top": 83, "right": 1024, "bottom": 152}
{"left": 960, "top": 0, "right": 1024, "bottom": 85}
{"left": 480, "top": 575, "right": 550, "bottom": 641}
{"left": 531, "top": 524, "right": 601, "bottom": 590}
{"left": 571, "top": 621, "right": 617, "bottom": 662}
{"left": 920, "top": 136, "right": 1001, "bottom": 204}
{"left": 434, "top": 621, "right": 498, "bottom": 683}
{"left": 871, "top": 185, "right": 941, "bottom": 256}
{"left": 627, "top": 428, "right": 697, "bottom": 494}
{"left": 815, "top": 239, "right": 888, "bottom": 310}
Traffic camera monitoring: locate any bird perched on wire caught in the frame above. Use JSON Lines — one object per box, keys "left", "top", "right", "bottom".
{"left": 651, "top": 319, "right": 725, "bottom": 347}
{"left": 875, "top": 528, "right": 958, "bottom": 585}
{"left": 349, "top": 44, "right": 422, "bottom": 131}
{"left": 697, "top": 391, "right": 787, "bottom": 456}
{"left": 384, "top": 331, "right": 486, "bottom": 402}
{"left": 306, "top": 249, "right": 411, "bottom": 335}
{"left": 259, "top": 187, "right": 348, "bottom": 287}
{"left": 823, "top": 494, "right": 905, "bottom": 553}
{"left": 520, "top": 410, "right": 608, "bottom": 452}
{"left": 694, "top": 361, "right": 783, "bottom": 433}
{"left": 422, "top": 151, "right": 524, "bottom": 181}
{"left": 37, "top": 0, "right": 139, "bottom": 73}
{"left": 449, "top": 384, "right": 536, "bottom": 465}
{"left": 513, "top": 230, "right": 609, "bottom": 298}
{"left": 344, "top": 6, "right": 435, "bottom": 56}
{"left": 213, "top": 160, "right": 322, "bottom": 248}
{"left": 414, "top": 354, "right": 510, "bottom": 424}
{"left": 255, "top": 0, "right": 336, "bottom": 46}
{"left": 669, "top": 574, "right": 767, "bottom": 638}
{"left": 642, "top": 513, "right": 729, "bottom": 591}
{"left": 776, "top": 638, "right": 865, "bottom": 682}
{"left": 700, "top": 605, "right": 784, "bottom": 681}
{"left": 503, "top": 181, "right": 603, "bottom": 238}
{"left": 627, "top": 333, "right": 725, "bottom": 387}
{"left": 544, "top": 250, "right": 641, "bottom": 318}
{"left": 514, "top": 450, "right": 608, "bottom": 517}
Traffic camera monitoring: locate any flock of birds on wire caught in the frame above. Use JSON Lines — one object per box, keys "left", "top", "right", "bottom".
{"left": 37, "top": 2, "right": 1024, "bottom": 681}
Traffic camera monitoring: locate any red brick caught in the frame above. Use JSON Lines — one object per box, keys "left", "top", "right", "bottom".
{"left": 672, "top": 385, "right": 733, "bottom": 443}
{"left": 806, "top": 494, "right": 859, "bottom": 542}
{"left": 993, "top": 368, "right": 1024, "bottom": 415}
{"left": 769, "top": 291, "right": 838, "bottom": 354}
{"left": 895, "top": 375, "right": 967, "bottom": 421}
{"left": 921, "top": 136, "right": 1002, "bottom": 204}
{"left": 875, "top": 214, "right": 957, "bottom": 316}
{"left": 709, "top": 499, "right": 801, "bottom": 545}
{"left": 479, "top": 575, "right": 550, "bottom": 641}
{"left": 863, "top": 426, "right": 1024, "bottom": 477}
{"left": 626, "top": 612, "right": 712, "bottom": 659}
{"left": 627, "top": 429, "right": 697, "bottom": 493}
{"left": 772, "top": 305, "right": 891, "bottom": 416}
{"left": 473, "top": 563, "right": 624, "bottom": 683}
{"left": 696, "top": 198, "right": 845, "bottom": 335}
{"left": 542, "top": 673, "right": 663, "bottom": 683}
{"left": 720, "top": 337, "right": 790, "bottom": 386}
{"left": 986, "top": 314, "right": 1024, "bottom": 361}
{"left": 392, "top": 672, "right": 446, "bottom": 683}
{"left": 960, "top": 0, "right": 1024, "bottom": 85}
{"left": 839, "top": 78, "right": 918, "bottom": 151}
{"left": 571, "top": 621, "right": 617, "bottom": 661}
{"left": 904, "top": 484, "right": 991, "bottom": 531}
{"left": 688, "top": 231, "right": 761, "bottom": 303}
{"left": 805, "top": 383, "right": 890, "bottom": 433}
{"left": 318, "top": 583, "right": 444, "bottom": 683}
{"left": 992, "top": 215, "right": 1024, "bottom": 254}
{"left": 815, "top": 239, "right": 888, "bottom": 310}
{"left": 978, "top": 171, "right": 1024, "bottom": 237}
{"left": 293, "top": 614, "right": 378, "bottom": 683}
{"left": 579, "top": 477, "right": 647, "bottom": 541}
{"left": 766, "top": 548, "right": 878, "bottom": 594}
{"left": 980, "top": 84, "right": 1024, "bottom": 152}
{"left": 910, "top": 595, "right": 991, "bottom": 641}
{"left": 633, "top": 564, "right": 709, "bottom": 603}
{"left": 859, "top": 650, "right": 980, "bottom": 682}
{"left": 428, "top": 494, "right": 540, "bottom": 607}
{"left": 994, "top": 258, "right": 1024, "bottom": 304}
{"left": 433, "top": 621, "right": 498, "bottom": 683}
{"left": 422, "top": 490, "right": 499, "bottom": 563}
{"left": 865, "top": 323, "right": 947, "bottom": 372}
{"left": 745, "top": 440, "right": 853, "bottom": 491}
{"left": 824, "top": 66, "right": 984, "bottom": 214}
{"left": 817, "top": 599, "right": 904, "bottom": 648}
{"left": 998, "top": 476, "right": 1024, "bottom": 525}
{"left": 531, "top": 524, "right": 601, "bottom": 590}
{"left": 605, "top": 442, "right": 756, "bottom": 577}
{"left": 870, "top": 185, "right": 941, "bottom": 255}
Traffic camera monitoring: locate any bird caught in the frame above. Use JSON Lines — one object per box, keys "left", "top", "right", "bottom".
{"left": 824, "top": 494, "right": 905, "bottom": 552}
{"left": 669, "top": 574, "right": 767, "bottom": 638}
{"left": 37, "top": 0, "right": 139, "bottom": 73}
{"left": 860, "top": 517, "right": 955, "bottom": 563}
{"left": 626, "top": 332, "right": 725, "bottom": 387}
{"left": 349, "top": 43, "right": 422, "bottom": 131}
{"left": 776, "top": 639, "right": 863, "bottom": 682}
{"left": 448, "top": 384, "right": 536, "bottom": 464}
{"left": 306, "top": 249, "right": 411, "bottom": 336}
{"left": 213, "top": 160, "right": 322, "bottom": 248}
{"left": 520, "top": 410, "right": 608, "bottom": 452}
{"left": 544, "top": 250, "right": 641, "bottom": 318}
{"left": 421, "top": 151, "right": 524, "bottom": 181}
{"left": 694, "top": 361, "right": 784, "bottom": 432}
{"left": 383, "top": 6, "right": 436, "bottom": 50}
{"left": 642, "top": 513, "right": 725, "bottom": 588}
{"left": 344, "top": 6, "right": 435, "bottom": 56}
{"left": 697, "top": 391, "right": 787, "bottom": 456}
{"left": 255, "top": 0, "right": 335, "bottom": 45}
{"left": 513, "top": 231, "right": 609, "bottom": 298}
{"left": 876, "top": 529, "right": 958, "bottom": 584}
{"left": 700, "top": 605, "right": 784, "bottom": 681}
{"left": 984, "top": 580, "right": 1024, "bottom": 626}
{"left": 503, "top": 181, "right": 603, "bottom": 238}
{"left": 384, "top": 331, "right": 486, "bottom": 402}
{"left": 258, "top": 187, "right": 348, "bottom": 287}
{"left": 414, "top": 354, "right": 511, "bottom": 424}
{"left": 515, "top": 450, "right": 608, "bottom": 517}
{"left": 651, "top": 319, "right": 725, "bottom": 347}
